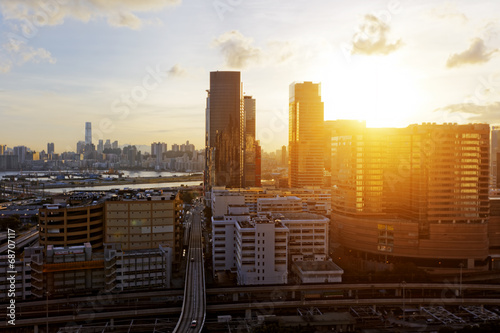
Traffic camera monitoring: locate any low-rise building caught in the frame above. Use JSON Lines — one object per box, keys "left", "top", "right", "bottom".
{"left": 257, "top": 196, "right": 302, "bottom": 214}
{"left": 291, "top": 261, "right": 344, "bottom": 284}
{"left": 28, "top": 242, "right": 172, "bottom": 298}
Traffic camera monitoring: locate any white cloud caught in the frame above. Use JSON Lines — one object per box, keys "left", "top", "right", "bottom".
{"left": 0, "top": 0, "right": 181, "bottom": 30}
{"left": 0, "top": 60, "right": 13, "bottom": 73}
{"left": 213, "top": 30, "right": 299, "bottom": 69}
{"left": 351, "top": 14, "right": 403, "bottom": 56}
{"left": 1, "top": 39, "right": 56, "bottom": 72}
{"left": 434, "top": 102, "right": 500, "bottom": 124}
{"left": 167, "top": 64, "right": 187, "bottom": 77}
{"left": 429, "top": 2, "right": 468, "bottom": 23}
{"left": 446, "top": 38, "right": 497, "bottom": 68}
{"left": 213, "top": 30, "right": 263, "bottom": 69}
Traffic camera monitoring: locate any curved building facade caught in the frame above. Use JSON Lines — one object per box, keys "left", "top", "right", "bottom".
{"left": 330, "top": 123, "right": 490, "bottom": 269}
{"left": 38, "top": 203, "right": 104, "bottom": 250}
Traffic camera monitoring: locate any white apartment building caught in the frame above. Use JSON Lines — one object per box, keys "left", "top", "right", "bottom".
{"left": 235, "top": 216, "right": 289, "bottom": 285}
{"left": 274, "top": 212, "right": 329, "bottom": 262}
{"left": 212, "top": 205, "right": 250, "bottom": 272}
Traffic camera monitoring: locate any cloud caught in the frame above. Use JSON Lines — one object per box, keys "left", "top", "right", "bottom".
{"left": 167, "top": 64, "right": 187, "bottom": 77}
{"left": 212, "top": 30, "right": 299, "bottom": 69}
{"left": 434, "top": 102, "right": 500, "bottom": 123}
{"left": 1, "top": 38, "right": 56, "bottom": 72}
{"left": 0, "top": 0, "right": 180, "bottom": 30}
{"left": 429, "top": 2, "right": 468, "bottom": 23}
{"left": 0, "top": 61, "right": 12, "bottom": 73}
{"left": 446, "top": 38, "right": 498, "bottom": 68}
{"left": 213, "top": 30, "right": 263, "bottom": 69}
{"left": 351, "top": 14, "right": 403, "bottom": 55}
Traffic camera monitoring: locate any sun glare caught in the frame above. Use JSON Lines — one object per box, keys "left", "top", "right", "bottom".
{"left": 323, "top": 60, "right": 421, "bottom": 128}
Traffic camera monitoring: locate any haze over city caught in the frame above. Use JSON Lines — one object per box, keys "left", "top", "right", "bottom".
{"left": 1, "top": 0, "right": 499, "bottom": 153}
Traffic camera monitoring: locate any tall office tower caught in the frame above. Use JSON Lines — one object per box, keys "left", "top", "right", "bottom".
{"left": 47, "top": 143, "right": 54, "bottom": 155}
{"left": 491, "top": 126, "right": 500, "bottom": 187}
{"left": 97, "top": 140, "right": 104, "bottom": 154}
{"left": 104, "top": 139, "right": 112, "bottom": 150}
{"left": 172, "top": 144, "right": 179, "bottom": 152}
{"left": 288, "top": 82, "right": 325, "bottom": 188}
{"left": 85, "top": 122, "right": 92, "bottom": 146}
{"left": 0, "top": 145, "right": 5, "bottom": 155}
{"left": 281, "top": 146, "right": 287, "bottom": 166}
{"left": 331, "top": 123, "right": 490, "bottom": 269}
{"left": 76, "top": 141, "right": 85, "bottom": 154}
{"left": 243, "top": 95, "right": 261, "bottom": 187}
{"left": 112, "top": 141, "right": 119, "bottom": 149}
{"left": 205, "top": 71, "right": 244, "bottom": 189}
{"left": 13, "top": 146, "right": 27, "bottom": 164}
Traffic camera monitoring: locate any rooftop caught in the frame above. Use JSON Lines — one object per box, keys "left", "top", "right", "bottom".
{"left": 294, "top": 260, "right": 344, "bottom": 273}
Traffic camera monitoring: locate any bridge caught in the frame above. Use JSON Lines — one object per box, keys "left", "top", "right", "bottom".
{"left": 172, "top": 202, "right": 206, "bottom": 332}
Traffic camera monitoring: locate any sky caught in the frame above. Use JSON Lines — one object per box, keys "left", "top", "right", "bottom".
{"left": 0, "top": 0, "right": 499, "bottom": 154}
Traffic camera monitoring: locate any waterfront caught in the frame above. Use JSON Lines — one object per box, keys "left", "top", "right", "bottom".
{"left": 0, "top": 170, "right": 203, "bottom": 195}
{"left": 44, "top": 180, "right": 202, "bottom": 193}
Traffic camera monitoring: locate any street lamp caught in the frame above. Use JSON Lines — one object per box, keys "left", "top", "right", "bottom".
{"left": 401, "top": 280, "right": 406, "bottom": 322}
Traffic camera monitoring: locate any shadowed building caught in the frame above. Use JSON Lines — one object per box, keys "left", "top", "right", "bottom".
{"left": 205, "top": 71, "right": 243, "bottom": 188}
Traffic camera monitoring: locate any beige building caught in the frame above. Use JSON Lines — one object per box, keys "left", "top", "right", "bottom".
{"left": 104, "top": 195, "right": 182, "bottom": 261}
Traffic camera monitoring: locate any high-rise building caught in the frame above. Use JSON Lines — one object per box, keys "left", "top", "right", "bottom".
{"left": 243, "top": 96, "right": 261, "bottom": 187}
{"left": 76, "top": 141, "right": 85, "bottom": 154}
{"left": 97, "top": 139, "right": 104, "bottom": 154}
{"left": 151, "top": 142, "right": 167, "bottom": 166}
{"left": 0, "top": 145, "right": 6, "bottom": 155}
{"left": 205, "top": 71, "right": 244, "bottom": 188}
{"left": 13, "top": 146, "right": 27, "bottom": 164}
{"left": 85, "top": 122, "right": 92, "bottom": 146}
{"left": 47, "top": 142, "right": 54, "bottom": 155}
{"left": 491, "top": 126, "right": 500, "bottom": 187}
{"left": 104, "top": 139, "right": 112, "bottom": 150}
{"left": 331, "top": 123, "right": 490, "bottom": 269}
{"left": 281, "top": 145, "right": 287, "bottom": 166}
{"left": 112, "top": 140, "right": 119, "bottom": 149}
{"left": 288, "top": 82, "right": 325, "bottom": 188}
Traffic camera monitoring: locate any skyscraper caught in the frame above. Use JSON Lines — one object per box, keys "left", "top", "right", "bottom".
{"left": 85, "top": 122, "right": 92, "bottom": 146}
{"left": 288, "top": 82, "right": 325, "bottom": 188}
{"left": 97, "top": 140, "right": 104, "bottom": 154}
{"left": 205, "top": 71, "right": 243, "bottom": 188}
{"left": 47, "top": 143, "right": 54, "bottom": 155}
{"left": 491, "top": 126, "right": 500, "bottom": 186}
{"left": 243, "top": 96, "right": 261, "bottom": 187}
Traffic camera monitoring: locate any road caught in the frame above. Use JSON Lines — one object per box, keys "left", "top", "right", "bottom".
{"left": 173, "top": 202, "right": 206, "bottom": 332}
{"left": 0, "top": 226, "right": 38, "bottom": 254}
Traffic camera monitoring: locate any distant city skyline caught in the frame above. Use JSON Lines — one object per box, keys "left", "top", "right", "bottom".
{"left": 1, "top": 0, "right": 499, "bottom": 152}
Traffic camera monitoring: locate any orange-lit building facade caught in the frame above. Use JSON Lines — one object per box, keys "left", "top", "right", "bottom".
{"left": 39, "top": 203, "right": 104, "bottom": 251}
{"left": 331, "top": 123, "right": 490, "bottom": 269}
{"left": 289, "top": 82, "right": 324, "bottom": 188}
